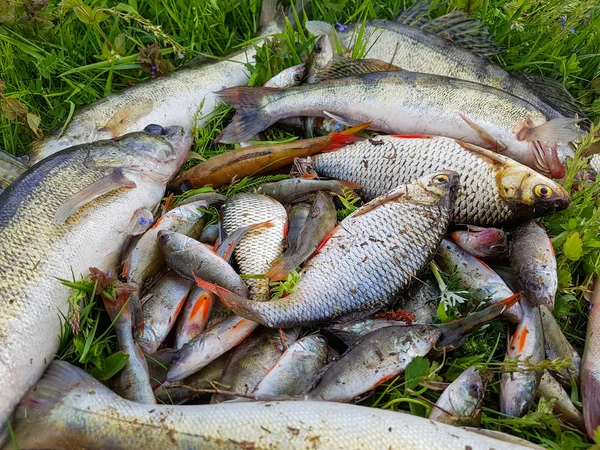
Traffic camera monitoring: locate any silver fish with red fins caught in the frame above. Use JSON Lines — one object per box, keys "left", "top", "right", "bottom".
{"left": 195, "top": 171, "right": 458, "bottom": 328}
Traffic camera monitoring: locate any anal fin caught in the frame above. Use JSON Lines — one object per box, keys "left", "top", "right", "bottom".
{"left": 54, "top": 169, "right": 136, "bottom": 223}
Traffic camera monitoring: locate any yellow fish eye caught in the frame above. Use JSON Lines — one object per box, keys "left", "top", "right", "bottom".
{"left": 534, "top": 184, "right": 553, "bottom": 199}
{"left": 433, "top": 174, "right": 449, "bottom": 185}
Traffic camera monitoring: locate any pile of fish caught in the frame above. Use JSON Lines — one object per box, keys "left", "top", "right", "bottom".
{"left": 0, "top": 0, "right": 597, "bottom": 449}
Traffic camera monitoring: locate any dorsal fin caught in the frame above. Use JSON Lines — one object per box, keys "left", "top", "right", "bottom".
{"left": 313, "top": 56, "right": 402, "bottom": 82}
{"left": 511, "top": 72, "right": 590, "bottom": 128}
{"left": 395, "top": 1, "right": 502, "bottom": 56}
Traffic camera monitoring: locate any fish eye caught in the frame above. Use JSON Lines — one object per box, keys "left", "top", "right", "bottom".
{"left": 468, "top": 383, "right": 481, "bottom": 398}
{"left": 315, "top": 43, "right": 323, "bottom": 53}
{"left": 294, "top": 72, "right": 303, "bottom": 82}
{"left": 534, "top": 184, "right": 553, "bottom": 199}
{"left": 432, "top": 174, "right": 449, "bottom": 185}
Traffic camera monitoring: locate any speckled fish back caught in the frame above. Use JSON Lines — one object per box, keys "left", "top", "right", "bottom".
{"left": 223, "top": 193, "right": 287, "bottom": 301}
{"left": 313, "top": 136, "right": 513, "bottom": 226}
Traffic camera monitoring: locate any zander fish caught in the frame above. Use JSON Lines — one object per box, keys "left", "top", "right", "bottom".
{"left": 0, "top": 149, "right": 27, "bottom": 190}
{"left": 583, "top": 278, "right": 600, "bottom": 438}
{"left": 0, "top": 125, "right": 190, "bottom": 433}
{"left": 6, "top": 360, "right": 543, "bottom": 450}
{"left": 28, "top": 0, "right": 285, "bottom": 164}
{"left": 311, "top": 135, "right": 570, "bottom": 226}
{"left": 306, "top": 2, "right": 586, "bottom": 124}
{"left": 218, "top": 72, "right": 580, "bottom": 178}
{"left": 197, "top": 171, "right": 458, "bottom": 328}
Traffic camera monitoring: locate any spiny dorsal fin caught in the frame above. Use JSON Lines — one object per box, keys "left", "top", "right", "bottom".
{"left": 312, "top": 56, "right": 402, "bottom": 82}
{"left": 395, "top": 1, "right": 502, "bottom": 57}
{"left": 511, "top": 72, "right": 589, "bottom": 125}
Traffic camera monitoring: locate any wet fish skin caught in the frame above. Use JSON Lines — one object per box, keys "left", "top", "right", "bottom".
{"left": 174, "top": 286, "right": 215, "bottom": 350}
{"left": 449, "top": 227, "right": 508, "bottom": 260}
{"left": 199, "top": 222, "right": 220, "bottom": 245}
{"left": 255, "top": 178, "right": 359, "bottom": 204}
{"left": 28, "top": 0, "right": 284, "bottom": 164}
{"left": 218, "top": 72, "right": 576, "bottom": 178}
{"left": 134, "top": 272, "right": 194, "bottom": 354}
{"left": 312, "top": 136, "right": 570, "bottom": 227}
{"left": 222, "top": 193, "right": 287, "bottom": 301}
{"left": 167, "top": 315, "right": 259, "bottom": 382}
{"left": 253, "top": 334, "right": 329, "bottom": 397}
{"left": 500, "top": 297, "right": 544, "bottom": 417}
{"left": 286, "top": 202, "right": 311, "bottom": 253}
{"left": 309, "top": 325, "right": 441, "bottom": 402}
{"left": 0, "top": 126, "right": 190, "bottom": 432}
{"left": 429, "top": 367, "right": 483, "bottom": 426}
{"left": 201, "top": 171, "right": 458, "bottom": 328}
{"left": 539, "top": 305, "right": 581, "bottom": 385}
{"left": 537, "top": 370, "right": 585, "bottom": 431}
{"left": 158, "top": 231, "right": 248, "bottom": 297}
{"left": 582, "top": 278, "right": 600, "bottom": 438}
{"left": 7, "top": 361, "right": 542, "bottom": 450}
{"left": 102, "top": 279, "right": 156, "bottom": 404}
{"left": 267, "top": 191, "right": 338, "bottom": 281}
{"left": 396, "top": 275, "right": 440, "bottom": 324}
{"left": 0, "top": 149, "right": 27, "bottom": 189}
{"left": 436, "top": 239, "right": 521, "bottom": 322}
{"left": 264, "top": 63, "right": 305, "bottom": 88}
{"left": 510, "top": 221, "right": 557, "bottom": 310}
{"left": 212, "top": 328, "right": 299, "bottom": 402}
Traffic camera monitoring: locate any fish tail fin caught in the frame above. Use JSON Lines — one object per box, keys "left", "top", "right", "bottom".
{"left": 259, "top": 0, "right": 281, "bottom": 31}
{"left": 265, "top": 254, "right": 302, "bottom": 282}
{"left": 217, "top": 87, "right": 280, "bottom": 144}
{"left": 192, "top": 275, "right": 267, "bottom": 325}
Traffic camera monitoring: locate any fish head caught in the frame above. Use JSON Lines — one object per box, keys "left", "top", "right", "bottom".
{"left": 517, "top": 272, "right": 556, "bottom": 308}
{"left": 157, "top": 230, "right": 197, "bottom": 255}
{"left": 264, "top": 64, "right": 306, "bottom": 89}
{"left": 499, "top": 371, "right": 537, "bottom": 417}
{"left": 470, "top": 228, "right": 507, "bottom": 258}
{"left": 453, "top": 367, "right": 484, "bottom": 414}
{"left": 496, "top": 165, "right": 571, "bottom": 218}
{"left": 307, "top": 35, "right": 335, "bottom": 72}
{"left": 86, "top": 125, "right": 192, "bottom": 184}
{"left": 411, "top": 170, "right": 460, "bottom": 207}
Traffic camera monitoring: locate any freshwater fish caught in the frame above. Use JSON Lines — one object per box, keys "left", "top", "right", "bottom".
{"left": 0, "top": 149, "right": 26, "bottom": 190}
{"left": 253, "top": 334, "right": 329, "bottom": 396}
{"left": 172, "top": 124, "right": 367, "bottom": 190}
{"left": 396, "top": 275, "right": 440, "bottom": 324}
{"left": 285, "top": 202, "right": 311, "bottom": 252}
{"left": 255, "top": 178, "right": 360, "bottom": 204}
{"left": 436, "top": 239, "right": 521, "bottom": 322}
{"left": 28, "top": 0, "right": 285, "bottom": 164}
{"left": 311, "top": 135, "right": 570, "bottom": 226}
{"left": 134, "top": 272, "right": 194, "bottom": 354}
{"left": 500, "top": 297, "right": 544, "bottom": 417}
{"left": 539, "top": 305, "right": 581, "bottom": 385}
{"left": 222, "top": 193, "right": 287, "bottom": 301}
{"left": 218, "top": 72, "right": 580, "bottom": 178}
{"left": 6, "top": 360, "right": 543, "bottom": 450}
{"left": 449, "top": 226, "right": 508, "bottom": 259}
{"left": 199, "top": 222, "right": 220, "bottom": 244}
{"left": 510, "top": 221, "right": 557, "bottom": 310}
{"left": 212, "top": 328, "right": 299, "bottom": 402}
{"left": 0, "top": 125, "right": 190, "bottom": 432}
{"left": 197, "top": 171, "right": 458, "bottom": 328}
{"left": 266, "top": 191, "right": 338, "bottom": 281}
{"left": 429, "top": 367, "right": 484, "bottom": 426}
{"left": 174, "top": 286, "right": 215, "bottom": 350}
{"left": 537, "top": 370, "right": 585, "bottom": 430}
{"left": 100, "top": 271, "right": 155, "bottom": 404}
{"left": 216, "top": 220, "right": 274, "bottom": 263}
{"left": 309, "top": 325, "right": 441, "bottom": 402}
{"left": 582, "top": 277, "right": 600, "bottom": 438}
{"left": 305, "top": 2, "right": 586, "bottom": 124}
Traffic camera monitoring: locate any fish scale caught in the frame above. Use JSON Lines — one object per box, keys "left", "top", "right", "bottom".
{"left": 222, "top": 193, "right": 287, "bottom": 301}
{"left": 312, "top": 135, "right": 569, "bottom": 226}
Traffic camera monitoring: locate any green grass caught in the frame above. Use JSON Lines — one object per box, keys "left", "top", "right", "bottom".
{"left": 4, "top": 0, "right": 600, "bottom": 448}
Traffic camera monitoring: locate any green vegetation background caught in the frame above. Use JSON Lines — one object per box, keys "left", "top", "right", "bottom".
{"left": 2, "top": 1, "right": 600, "bottom": 449}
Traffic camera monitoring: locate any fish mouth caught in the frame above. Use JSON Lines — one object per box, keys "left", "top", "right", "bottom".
{"left": 530, "top": 141, "right": 566, "bottom": 178}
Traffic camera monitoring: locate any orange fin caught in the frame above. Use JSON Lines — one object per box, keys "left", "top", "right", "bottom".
{"left": 339, "top": 180, "right": 360, "bottom": 190}
{"left": 311, "top": 224, "right": 340, "bottom": 257}
{"left": 265, "top": 256, "right": 300, "bottom": 282}
{"left": 459, "top": 113, "right": 507, "bottom": 152}
{"left": 301, "top": 173, "right": 318, "bottom": 180}
{"left": 324, "top": 133, "right": 365, "bottom": 152}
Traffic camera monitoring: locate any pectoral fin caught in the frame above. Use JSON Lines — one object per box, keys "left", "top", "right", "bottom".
{"left": 459, "top": 113, "right": 507, "bottom": 152}
{"left": 54, "top": 169, "right": 136, "bottom": 223}
{"left": 100, "top": 99, "right": 154, "bottom": 138}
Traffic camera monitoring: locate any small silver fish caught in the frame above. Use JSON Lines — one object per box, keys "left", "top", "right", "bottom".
{"left": 429, "top": 367, "right": 484, "bottom": 426}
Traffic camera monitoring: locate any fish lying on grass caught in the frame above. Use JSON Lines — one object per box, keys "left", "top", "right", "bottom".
{"left": 0, "top": 149, "right": 26, "bottom": 190}
{"left": 311, "top": 135, "right": 570, "bottom": 226}
{"left": 537, "top": 370, "right": 585, "bottom": 430}
{"left": 266, "top": 191, "right": 338, "bottom": 281}
{"left": 306, "top": 1, "right": 586, "bottom": 124}
{"left": 28, "top": 0, "right": 286, "bottom": 164}
{"left": 171, "top": 123, "right": 368, "bottom": 190}
{"left": 510, "top": 221, "right": 558, "bottom": 310}
{"left": 218, "top": 72, "right": 580, "bottom": 178}
{"left": 255, "top": 177, "right": 360, "bottom": 204}
{"left": 435, "top": 239, "right": 521, "bottom": 322}
{"left": 5, "top": 360, "right": 543, "bottom": 450}
{"left": 0, "top": 124, "right": 190, "bottom": 432}
{"left": 197, "top": 171, "right": 459, "bottom": 328}
{"left": 449, "top": 227, "right": 508, "bottom": 259}
{"left": 500, "top": 296, "right": 544, "bottom": 417}
{"left": 583, "top": 278, "right": 600, "bottom": 438}
{"left": 429, "top": 367, "right": 484, "bottom": 426}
